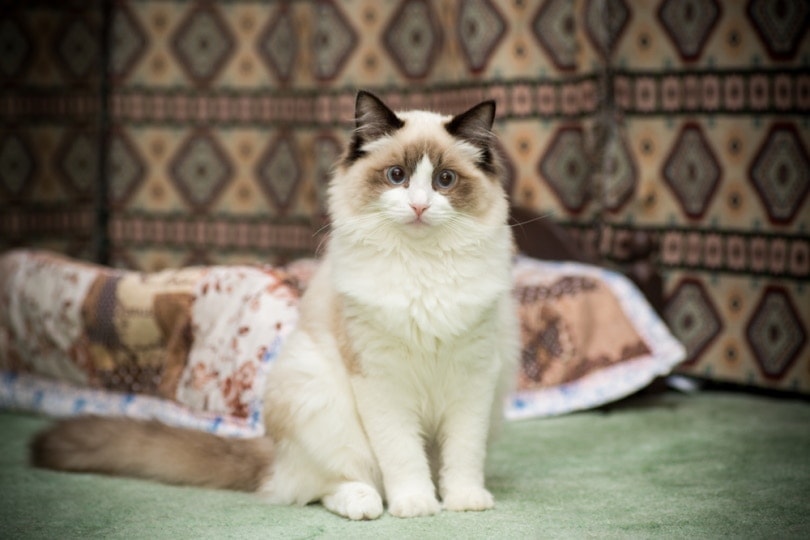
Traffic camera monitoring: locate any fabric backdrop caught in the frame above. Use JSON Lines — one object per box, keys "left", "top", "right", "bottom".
{"left": 0, "top": 0, "right": 808, "bottom": 393}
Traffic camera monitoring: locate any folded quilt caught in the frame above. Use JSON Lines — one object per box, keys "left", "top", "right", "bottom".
{"left": 0, "top": 250, "right": 684, "bottom": 436}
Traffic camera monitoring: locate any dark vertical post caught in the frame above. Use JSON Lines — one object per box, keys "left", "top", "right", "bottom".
{"left": 94, "top": 0, "right": 113, "bottom": 265}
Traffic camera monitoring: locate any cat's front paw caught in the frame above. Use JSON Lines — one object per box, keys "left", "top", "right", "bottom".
{"left": 388, "top": 492, "right": 441, "bottom": 518}
{"left": 442, "top": 487, "right": 495, "bottom": 512}
{"left": 323, "top": 482, "right": 384, "bottom": 520}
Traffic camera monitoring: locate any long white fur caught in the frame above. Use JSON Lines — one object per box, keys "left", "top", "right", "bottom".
{"left": 258, "top": 107, "right": 518, "bottom": 520}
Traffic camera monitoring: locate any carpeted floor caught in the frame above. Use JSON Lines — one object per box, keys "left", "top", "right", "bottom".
{"left": 1, "top": 390, "right": 808, "bottom": 539}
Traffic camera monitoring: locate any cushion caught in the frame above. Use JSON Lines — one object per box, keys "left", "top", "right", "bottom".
{"left": 0, "top": 250, "right": 684, "bottom": 436}
{"left": 0, "top": 250, "right": 301, "bottom": 437}
{"left": 506, "top": 256, "right": 685, "bottom": 419}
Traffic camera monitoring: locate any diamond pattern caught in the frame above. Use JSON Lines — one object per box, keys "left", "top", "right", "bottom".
{"left": 54, "top": 16, "right": 98, "bottom": 79}
{"left": 747, "top": 0, "right": 810, "bottom": 60}
{"left": 257, "top": 133, "right": 300, "bottom": 212}
{"left": 658, "top": 0, "right": 720, "bottom": 61}
{"left": 384, "top": 0, "right": 442, "bottom": 78}
{"left": 457, "top": 0, "right": 506, "bottom": 72}
{"left": 172, "top": 5, "right": 234, "bottom": 85}
{"left": 746, "top": 287, "right": 806, "bottom": 380}
{"left": 533, "top": 0, "right": 577, "bottom": 71}
{"left": 0, "top": 16, "right": 31, "bottom": 78}
{"left": 170, "top": 132, "right": 232, "bottom": 210}
{"left": 312, "top": 1, "right": 357, "bottom": 80}
{"left": 258, "top": 5, "right": 297, "bottom": 82}
{"left": 313, "top": 135, "right": 341, "bottom": 213}
{"left": 0, "top": 133, "right": 34, "bottom": 196}
{"left": 110, "top": 2, "right": 146, "bottom": 80}
{"left": 57, "top": 131, "right": 98, "bottom": 194}
{"left": 663, "top": 124, "right": 721, "bottom": 218}
{"left": 539, "top": 127, "right": 591, "bottom": 213}
{"left": 584, "top": 0, "right": 629, "bottom": 57}
{"left": 601, "top": 134, "right": 637, "bottom": 212}
{"left": 495, "top": 140, "right": 517, "bottom": 197}
{"left": 665, "top": 278, "right": 722, "bottom": 364}
{"left": 750, "top": 124, "right": 810, "bottom": 225}
{"left": 108, "top": 131, "right": 145, "bottom": 206}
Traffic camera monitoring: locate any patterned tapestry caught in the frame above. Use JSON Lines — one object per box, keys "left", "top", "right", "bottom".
{"left": 100, "top": 0, "right": 603, "bottom": 269}
{"left": 596, "top": 1, "right": 810, "bottom": 394}
{"left": 0, "top": 0, "right": 105, "bottom": 260}
{"left": 1, "top": 0, "right": 808, "bottom": 393}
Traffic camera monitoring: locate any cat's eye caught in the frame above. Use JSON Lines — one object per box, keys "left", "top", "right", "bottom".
{"left": 434, "top": 169, "right": 457, "bottom": 190}
{"left": 386, "top": 166, "right": 407, "bottom": 185}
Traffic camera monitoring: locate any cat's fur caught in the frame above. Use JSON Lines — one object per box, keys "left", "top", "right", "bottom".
{"left": 30, "top": 91, "right": 519, "bottom": 520}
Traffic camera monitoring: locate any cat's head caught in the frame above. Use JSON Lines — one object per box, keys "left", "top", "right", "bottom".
{"left": 328, "top": 91, "right": 509, "bottom": 242}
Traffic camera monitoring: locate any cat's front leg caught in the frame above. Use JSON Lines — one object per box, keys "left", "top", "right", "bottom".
{"left": 351, "top": 377, "right": 441, "bottom": 518}
{"left": 438, "top": 380, "right": 497, "bottom": 512}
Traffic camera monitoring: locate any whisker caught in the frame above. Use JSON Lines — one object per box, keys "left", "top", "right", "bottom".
{"left": 508, "top": 212, "right": 554, "bottom": 228}
{"left": 329, "top": 212, "right": 395, "bottom": 236}
{"left": 314, "top": 231, "right": 331, "bottom": 256}
{"left": 312, "top": 221, "right": 332, "bottom": 238}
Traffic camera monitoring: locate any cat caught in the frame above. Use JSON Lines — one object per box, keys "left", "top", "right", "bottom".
{"left": 30, "top": 90, "right": 520, "bottom": 520}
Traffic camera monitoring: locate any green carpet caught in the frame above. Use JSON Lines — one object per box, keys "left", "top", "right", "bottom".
{"left": 1, "top": 391, "right": 809, "bottom": 539}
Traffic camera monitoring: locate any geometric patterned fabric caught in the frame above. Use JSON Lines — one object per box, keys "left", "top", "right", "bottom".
{"left": 605, "top": 1, "right": 809, "bottom": 394}
{"left": 0, "top": 0, "right": 808, "bottom": 393}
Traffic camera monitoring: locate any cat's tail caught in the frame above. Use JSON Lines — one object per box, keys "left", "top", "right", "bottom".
{"left": 30, "top": 416, "right": 274, "bottom": 492}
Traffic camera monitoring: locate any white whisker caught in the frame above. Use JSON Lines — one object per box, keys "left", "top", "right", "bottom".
{"left": 508, "top": 212, "right": 554, "bottom": 228}
{"left": 312, "top": 222, "right": 332, "bottom": 238}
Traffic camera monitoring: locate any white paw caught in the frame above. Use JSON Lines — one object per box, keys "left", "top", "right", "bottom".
{"left": 323, "top": 482, "right": 384, "bottom": 520}
{"left": 388, "top": 491, "right": 441, "bottom": 518}
{"left": 442, "top": 487, "right": 495, "bottom": 512}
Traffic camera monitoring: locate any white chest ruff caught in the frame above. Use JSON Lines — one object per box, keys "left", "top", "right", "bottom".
{"left": 333, "top": 249, "right": 509, "bottom": 344}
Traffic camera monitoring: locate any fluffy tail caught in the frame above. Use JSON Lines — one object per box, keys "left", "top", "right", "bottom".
{"left": 30, "top": 416, "right": 273, "bottom": 492}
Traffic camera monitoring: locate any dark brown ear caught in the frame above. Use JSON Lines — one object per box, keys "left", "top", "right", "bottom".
{"left": 446, "top": 100, "right": 497, "bottom": 172}
{"left": 345, "top": 91, "right": 404, "bottom": 164}
{"left": 446, "top": 100, "right": 496, "bottom": 139}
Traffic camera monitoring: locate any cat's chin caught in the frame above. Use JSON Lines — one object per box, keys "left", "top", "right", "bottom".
{"left": 400, "top": 218, "right": 439, "bottom": 235}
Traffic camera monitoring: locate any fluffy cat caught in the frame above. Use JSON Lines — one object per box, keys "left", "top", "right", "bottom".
{"left": 30, "top": 91, "right": 519, "bottom": 520}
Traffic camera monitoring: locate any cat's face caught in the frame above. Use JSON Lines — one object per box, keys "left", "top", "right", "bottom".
{"left": 328, "top": 92, "right": 508, "bottom": 238}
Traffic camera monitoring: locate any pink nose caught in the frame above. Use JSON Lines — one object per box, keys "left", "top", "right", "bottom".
{"left": 410, "top": 204, "right": 429, "bottom": 218}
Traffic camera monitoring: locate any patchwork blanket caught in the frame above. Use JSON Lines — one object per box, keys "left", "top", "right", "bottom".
{"left": 0, "top": 250, "right": 685, "bottom": 437}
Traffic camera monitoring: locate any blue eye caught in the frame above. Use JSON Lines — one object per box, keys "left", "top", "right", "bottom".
{"left": 386, "top": 166, "right": 407, "bottom": 185}
{"left": 434, "top": 169, "right": 457, "bottom": 190}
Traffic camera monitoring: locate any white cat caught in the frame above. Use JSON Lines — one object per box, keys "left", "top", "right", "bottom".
{"left": 31, "top": 91, "right": 520, "bottom": 520}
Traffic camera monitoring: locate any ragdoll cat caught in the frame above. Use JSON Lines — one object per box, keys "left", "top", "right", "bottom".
{"left": 30, "top": 91, "right": 519, "bottom": 520}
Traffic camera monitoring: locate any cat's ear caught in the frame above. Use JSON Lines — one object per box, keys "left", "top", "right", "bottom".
{"left": 345, "top": 91, "right": 404, "bottom": 164}
{"left": 355, "top": 91, "right": 404, "bottom": 136}
{"left": 446, "top": 100, "right": 497, "bottom": 171}
{"left": 446, "top": 100, "right": 496, "bottom": 143}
